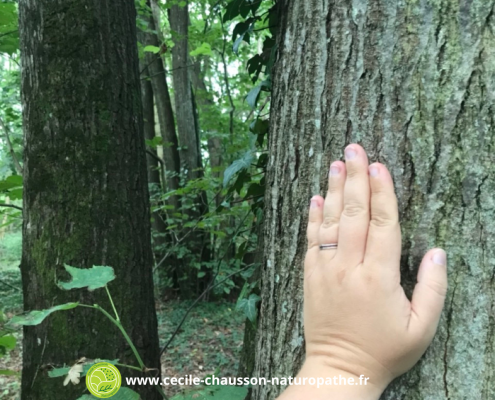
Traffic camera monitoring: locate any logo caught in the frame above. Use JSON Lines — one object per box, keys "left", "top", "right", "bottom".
{"left": 86, "top": 362, "right": 121, "bottom": 398}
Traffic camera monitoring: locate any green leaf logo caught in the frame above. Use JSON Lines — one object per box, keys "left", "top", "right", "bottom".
{"left": 86, "top": 362, "right": 121, "bottom": 398}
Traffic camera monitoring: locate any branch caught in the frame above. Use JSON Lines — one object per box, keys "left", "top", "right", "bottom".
{"left": 0, "top": 30, "right": 17, "bottom": 40}
{"left": 160, "top": 262, "right": 254, "bottom": 356}
{"left": 0, "top": 116, "right": 23, "bottom": 174}
{"left": 0, "top": 203, "right": 22, "bottom": 211}
{"left": 0, "top": 279, "right": 21, "bottom": 292}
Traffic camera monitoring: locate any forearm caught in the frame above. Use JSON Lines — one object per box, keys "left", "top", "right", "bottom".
{"left": 277, "top": 357, "right": 385, "bottom": 400}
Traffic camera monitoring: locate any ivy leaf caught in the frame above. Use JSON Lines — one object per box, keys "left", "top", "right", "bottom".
{"left": 58, "top": 265, "right": 116, "bottom": 291}
{"left": 77, "top": 387, "right": 140, "bottom": 400}
{"left": 236, "top": 294, "right": 260, "bottom": 322}
{"left": 223, "top": 151, "right": 253, "bottom": 187}
{"left": 8, "top": 303, "right": 79, "bottom": 326}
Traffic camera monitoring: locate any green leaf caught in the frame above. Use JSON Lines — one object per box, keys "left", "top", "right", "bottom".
{"left": 190, "top": 42, "right": 212, "bottom": 57}
{"left": 223, "top": 0, "right": 244, "bottom": 22}
{"left": 58, "top": 265, "right": 116, "bottom": 291}
{"left": 223, "top": 152, "right": 253, "bottom": 187}
{"left": 236, "top": 294, "right": 260, "bottom": 322}
{"left": 0, "top": 335, "right": 16, "bottom": 351}
{"left": 0, "top": 175, "right": 22, "bottom": 191}
{"left": 48, "top": 359, "right": 119, "bottom": 378}
{"left": 171, "top": 385, "right": 248, "bottom": 400}
{"left": 0, "top": 369, "right": 19, "bottom": 376}
{"left": 76, "top": 387, "right": 140, "bottom": 400}
{"left": 197, "top": 271, "right": 206, "bottom": 278}
{"left": 143, "top": 45, "right": 160, "bottom": 53}
{"left": 8, "top": 303, "right": 79, "bottom": 326}
{"left": 246, "top": 84, "right": 262, "bottom": 109}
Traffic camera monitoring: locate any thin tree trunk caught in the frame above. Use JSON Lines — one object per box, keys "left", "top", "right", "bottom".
{"left": 141, "top": 63, "right": 168, "bottom": 258}
{"left": 252, "top": 1, "right": 495, "bottom": 399}
{"left": 169, "top": 2, "right": 210, "bottom": 298}
{"left": 169, "top": 2, "right": 202, "bottom": 181}
{"left": 191, "top": 61, "right": 223, "bottom": 187}
{"left": 140, "top": 1, "right": 180, "bottom": 209}
{"left": 18, "top": 1, "right": 160, "bottom": 399}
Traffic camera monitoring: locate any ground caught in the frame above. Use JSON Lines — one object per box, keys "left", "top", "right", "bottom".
{"left": 0, "top": 230, "right": 245, "bottom": 399}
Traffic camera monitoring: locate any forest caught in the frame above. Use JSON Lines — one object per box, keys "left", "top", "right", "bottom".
{"left": 0, "top": 0, "right": 494, "bottom": 400}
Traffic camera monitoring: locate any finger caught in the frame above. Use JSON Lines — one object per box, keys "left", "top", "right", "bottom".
{"left": 319, "top": 161, "right": 346, "bottom": 257}
{"left": 335, "top": 144, "right": 370, "bottom": 266}
{"left": 364, "top": 163, "right": 401, "bottom": 275}
{"left": 409, "top": 249, "right": 448, "bottom": 338}
{"left": 307, "top": 195, "right": 324, "bottom": 251}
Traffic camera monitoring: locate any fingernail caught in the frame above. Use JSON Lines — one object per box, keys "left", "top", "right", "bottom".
{"left": 329, "top": 164, "right": 341, "bottom": 176}
{"left": 345, "top": 146, "right": 357, "bottom": 160}
{"left": 432, "top": 249, "right": 447, "bottom": 266}
{"left": 369, "top": 165, "right": 379, "bottom": 177}
{"left": 310, "top": 197, "right": 319, "bottom": 208}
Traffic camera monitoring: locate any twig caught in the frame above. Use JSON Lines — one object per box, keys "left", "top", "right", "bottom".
{"left": 0, "top": 203, "right": 22, "bottom": 211}
{"left": 160, "top": 211, "right": 252, "bottom": 356}
{"left": 0, "top": 279, "right": 21, "bottom": 292}
{"left": 160, "top": 262, "right": 254, "bottom": 356}
{"left": 0, "top": 30, "right": 17, "bottom": 39}
{"left": 0, "top": 116, "right": 23, "bottom": 174}
{"left": 219, "top": 18, "right": 235, "bottom": 140}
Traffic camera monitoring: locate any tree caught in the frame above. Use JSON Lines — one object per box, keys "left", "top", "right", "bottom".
{"left": 18, "top": 0, "right": 161, "bottom": 398}
{"left": 251, "top": 1, "right": 495, "bottom": 399}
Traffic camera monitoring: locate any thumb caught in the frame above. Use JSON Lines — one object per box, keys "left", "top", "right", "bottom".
{"left": 410, "top": 248, "right": 448, "bottom": 337}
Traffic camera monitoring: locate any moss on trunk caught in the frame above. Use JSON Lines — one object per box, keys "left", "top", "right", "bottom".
{"left": 19, "top": 0, "right": 161, "bottom": 399}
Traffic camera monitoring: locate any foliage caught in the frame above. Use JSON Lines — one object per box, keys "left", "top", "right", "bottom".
{"left": 0, "top": 2, "right": 19, "bottom": 55}
{"left": 57, "top": 265, "right": 116, "bottom": 291}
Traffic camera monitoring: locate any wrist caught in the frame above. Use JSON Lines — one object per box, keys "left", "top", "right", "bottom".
{"left": 278, "top": 356, "right": 387, "bottom": 400}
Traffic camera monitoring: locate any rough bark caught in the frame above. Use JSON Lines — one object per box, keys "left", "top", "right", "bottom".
{"left": 253, "top": 1, "right": 495, "bottom": 399}
{"left": 18, "top": 1, "right": 161, "bottom": 399}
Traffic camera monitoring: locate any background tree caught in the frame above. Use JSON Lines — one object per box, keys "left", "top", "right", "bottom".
{"left": 18, "top": 0, "right": 161, "bottom": 398}
{"left": 251, "top": 1, "right": 495, "bottom": 399}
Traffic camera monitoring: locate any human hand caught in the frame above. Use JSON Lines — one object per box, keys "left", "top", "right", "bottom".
{"left": 279, "top": 144, "right": 448, "bottom": 399}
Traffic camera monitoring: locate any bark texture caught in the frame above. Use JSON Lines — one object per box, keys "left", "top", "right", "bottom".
{"left": 18, "top": 1, "right": 161, "bottom": 399}
{"left": 253, "top": 1, "right": 495, "bottom": 399}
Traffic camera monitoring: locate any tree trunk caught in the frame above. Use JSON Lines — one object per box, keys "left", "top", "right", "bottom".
{"left": 18, "top": 1, "right": 161, "bottom": 399}
{"left": 140, "top": 1, "right": 181, "bottom": 208}
{"left": 169, "top": 2, "right": 203, "bottom": 182}
{"left": 252, "top": 1, "right": 495, "bottom": 399}
{"left": 141, "top": 63, "right": 168, "bottom": 258}
{"left": 169, "top": 2, "right": 210, "bottom": 298}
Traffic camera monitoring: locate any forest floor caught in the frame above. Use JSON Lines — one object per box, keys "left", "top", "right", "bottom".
{"left": 0, "top": 232, "right": 246, "bottom": 400}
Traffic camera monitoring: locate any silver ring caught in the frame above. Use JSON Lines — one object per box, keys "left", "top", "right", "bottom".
{"left": 319, "top": 243, "right": 338, "bottom": 250}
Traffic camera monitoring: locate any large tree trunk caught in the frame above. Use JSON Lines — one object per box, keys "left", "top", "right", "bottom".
{"left": 18, "top": 1, "right": 161, "bottom": 399}
{"left": 252, "top": 1, "right": 495, "bottom": 399}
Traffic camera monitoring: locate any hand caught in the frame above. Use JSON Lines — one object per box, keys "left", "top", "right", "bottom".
{"left": 279, "top": 144, "right": 448, "bottom": 400}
